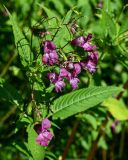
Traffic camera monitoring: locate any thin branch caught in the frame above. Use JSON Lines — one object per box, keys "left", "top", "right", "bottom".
{"left": 61, "top": 120, "right": 80, "bottom": 160}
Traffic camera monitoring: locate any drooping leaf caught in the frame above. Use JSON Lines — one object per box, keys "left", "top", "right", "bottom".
{"left": 8, "top": 12, "right": 33, "bottom": 67}
{"left": 82, "top": 114, "right": 98, "bottom": 130}
{"left": 52, "top": 86, "right": 122, "bottom": 119}
{"left": 102, "top": 97, "right": 128, "bottom": 120}
{"left": 27, "top": 124, "right": 45, "bottom": 160}
{"left": 0, "top": 78, "right": 23, "bottom": 106}
{"left": 13, "top": 142, "right": 30, "bottom": 157}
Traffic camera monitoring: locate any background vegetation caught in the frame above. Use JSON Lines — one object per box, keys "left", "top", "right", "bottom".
{"left": 0, "top": 0, "right": 128, "bottom": 160}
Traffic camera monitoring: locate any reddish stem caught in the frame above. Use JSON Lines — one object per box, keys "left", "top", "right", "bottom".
{"left": 61, "top": 120, "right": 80, "bottom": 160}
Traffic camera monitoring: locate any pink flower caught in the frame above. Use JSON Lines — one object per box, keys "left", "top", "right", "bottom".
{"left": 71, "top": 33, "right": 97, "bottom": 52}
{"left": 43, "top": 41, "right": 56, "bottom": 52}
{"left": 48, "top": 72, "right": 66, "bottom": 92}
{"left": 71, "top": 36, "right": 85, "bottom": 47}
{"left": 42, "top": 50, "right": 58, "bottom": 65}
{"left": 80, "top": 52, "right": 98, "bottom": 74}
{"left": 82, "top": 43, "right": 97, "bottom": 52}
{"left": 59, "top": 68, "right": 69, "bottom": 78}
{"left": 35, "top": 118, "right": 53, "bottom": 147}
{"left": 55, "top": 80, "right": 65, "bottom": 92}
{"left": 42, "top": 41, "right": 59, "bottom": 65}
{"left": 69, "top": 77, "right": 80, "bottom": 90}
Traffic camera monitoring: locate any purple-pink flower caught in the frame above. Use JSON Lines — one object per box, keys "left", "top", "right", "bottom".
{"left": 48, "top": 72, "right": 66, "bottom": 92}
{"left": 67, "top": 62, "right": 81, "bottom": 77}
{"left": 82, "top": 43, "right": 97, "bottom": 52}
{"left": 71, "top": 36, "right": 85, "bottom": 47}
{"left": 43, "top": 40, "right": 56, "bottom": 52}
{"left": 42, "top": 41, "right": 59, "bottom": 65}
{"left": 55, "top": 80, "right": 65, "bottom": 92}
{"left": 80, "top": 52, "right": 98, "bottom": 74}
{"left": 69, "top": 77, "right": 80, "bottom": 90}
{"left": 71, "top": 33, "right": 97, "bottom": 52}
{"left": 35, "top": 118, "right": 53, "bottom": 147}
{"left": 59, "top": 68, "right": 69, "bottom": 78}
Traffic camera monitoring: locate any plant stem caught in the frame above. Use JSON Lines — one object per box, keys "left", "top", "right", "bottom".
{"left": 61, "top": 120, "right": 80, "bottom": 160}
{"left": 118, "top": 125, "right": 125, "bottom": 159}
{"left": 0, "top": 52, "right": 17, "bottom": 77}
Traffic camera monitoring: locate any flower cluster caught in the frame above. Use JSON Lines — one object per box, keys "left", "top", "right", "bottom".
{"left": 42, "top": 33, "right": 98, "bottom": 92}
{"left": 35, "top": 118, "right": 53, "bottom": 146}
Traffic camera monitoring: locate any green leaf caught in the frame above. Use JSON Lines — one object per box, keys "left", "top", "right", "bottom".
{"left": 83, "top": 114, "right": 98, "bottom": 130}
{"left": 62, "top": 9, "right": 73, "bottom": 24}
{"left": 102, "top": 97, "right": 128, "bottom": 120}
{"left": 119, "top": 20, "right": 128, "bottom": 35}
{"left": 37, "top": 4, "right": 57, "bottom": 18}
{"left": 52, "top": 86, "right": 122, "bottom": 119}
{"left": 0, "top": 78, "right": 23, "bottom": 106}
{"left": 13, "top": 142, "right": 30, "bottom": 157}
{"left": 101, "top": 11, "right": 117, "bottom": 38}
{"left": 50, "top": 0, "right": 65, "bottom": 15}
{"left": 9, "top": 12, "right": 33, "bottom": 67}
{"left": 27, "top": 124, "right": 45, "bottom": 160}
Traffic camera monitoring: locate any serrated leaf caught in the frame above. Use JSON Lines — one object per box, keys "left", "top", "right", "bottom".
{"left": 0, "top": 78, "right": 23, "bottom": 106}
{"left": 9, "top": 12, "right": 33, "bottom": 67}
{"left": 27, "top": 124, "right": 45, "bottom": 160}
{"left": 102, "top": 97, "right": 128, "bottom": 120}
{"left": 52, "top": 86, "right": 122, "bottom": 119}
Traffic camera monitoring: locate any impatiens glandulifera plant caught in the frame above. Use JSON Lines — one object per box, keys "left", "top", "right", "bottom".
{"left": 6, "top": 6, "right": 127, "bottom": 160}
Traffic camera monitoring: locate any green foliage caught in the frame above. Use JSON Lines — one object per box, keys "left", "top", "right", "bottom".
{"left": 52, "top": 86, "right": 122, "bottom": 119}
{"left": 27, "top": 124, "right": 45, "bottom": 160}
{"left": 0, "top": 78, "right": 23, "bottom": 106}
{"left": 103, "top": 97, "right": 128, "bottom": 120}
{"left": 0, "top": 0, "right": 128, "bottom": 160}
{"left": 101, "top": 11, "right": 117, "bottom": 38}
{"left": 9, "top": 12, "right": 33, "bottom": 67}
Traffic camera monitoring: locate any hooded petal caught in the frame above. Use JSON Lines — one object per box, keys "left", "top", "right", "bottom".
{"left": 71, "top": 36, "right": 85, "bottom": 47}
{"left": 42, "top": 53, "right": 49, "bottom": 64}
{"left": 47, "top": 72, "right": 58, "bottom": 83}
{"left": 42, "top": 130, "right": 53, "bottom": 140}
{"left": 59, "top": 68, "right": 69, "bottom": 78}
{"left": 69, "top": 77, "right": 80, "bottom": 90}
{"left": 73, "top": 63, "right": 81, "bottom": 77}
{"left": 82, "top": 42, "right": 97, "bottom": 51}
{"left": 49, "top": 50, "right": 59, "bottom": 65}
{"left": 55, "top": 80, "right": 65, "bottom": 92}
{"left": 43, "top": 40, "right": 56, "bottom": 53}
{"left": 42, "top": 118, "right": 51, "bottom": 130}
{"left": 36, "top": 133, "right": 49, "bottom": 146}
